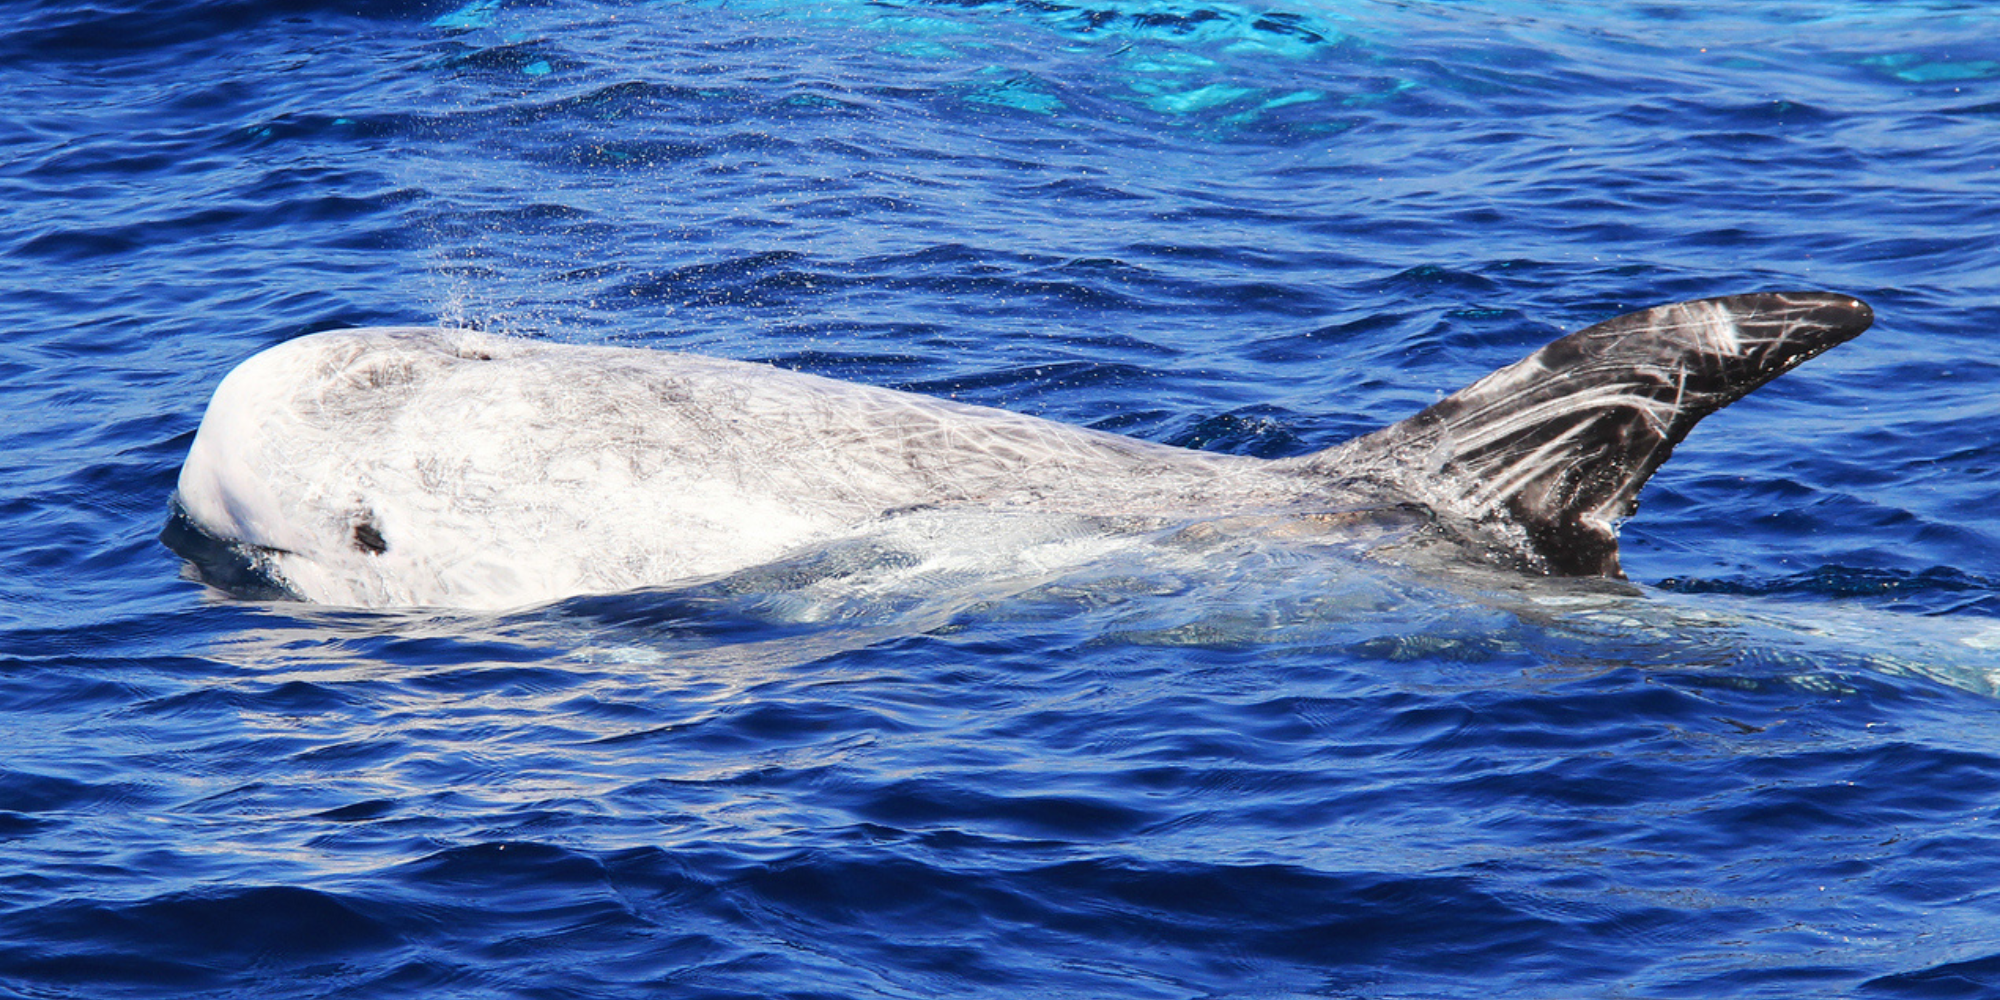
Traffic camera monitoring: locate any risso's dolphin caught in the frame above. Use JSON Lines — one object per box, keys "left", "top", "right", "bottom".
{"left": 162, "top": 292, "right": 1872, "bottom": 609}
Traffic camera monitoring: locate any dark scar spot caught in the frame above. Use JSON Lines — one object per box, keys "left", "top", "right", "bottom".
{"left": 352, "top": 516, "right": 387, "bottom": 555}
{"left": 354, "top": 360, "right": 417, "bottom": 389}
{"left": 457, "top": 347, "right": 494, "bottom": 361}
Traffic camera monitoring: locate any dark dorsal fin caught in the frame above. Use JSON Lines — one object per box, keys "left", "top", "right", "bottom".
{"left": 1307, "top": 291, "right": 1874, "bottom": 576}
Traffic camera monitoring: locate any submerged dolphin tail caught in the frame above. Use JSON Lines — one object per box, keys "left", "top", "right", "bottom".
{"left": 1310, "top": 291, "right": 1874, "bottom": 577}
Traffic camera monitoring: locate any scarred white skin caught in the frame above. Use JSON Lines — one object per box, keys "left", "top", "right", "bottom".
{"left": 175, "top": 328, "right": 1325, "bottom": 608}
{"left": 171, "top": 293, "right": 1871, "bottom": 609}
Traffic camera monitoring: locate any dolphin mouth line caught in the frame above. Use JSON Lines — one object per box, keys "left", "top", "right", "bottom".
{"left": 159, "top": 496, "right": 296, "bottom": 600}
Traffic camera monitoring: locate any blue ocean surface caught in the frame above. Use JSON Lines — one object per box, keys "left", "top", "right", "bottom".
{"left": 5, "top": 0, "right": 2000, "bottom": 996}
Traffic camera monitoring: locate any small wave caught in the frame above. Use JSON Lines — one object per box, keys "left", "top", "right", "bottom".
{"left": 1658, "top": 565, "right": 2000, "bottom": 615}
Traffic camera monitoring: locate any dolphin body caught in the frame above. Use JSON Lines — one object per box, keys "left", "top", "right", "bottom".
{"left": 163, "top": 292, "right": 1872, "bottom": 610}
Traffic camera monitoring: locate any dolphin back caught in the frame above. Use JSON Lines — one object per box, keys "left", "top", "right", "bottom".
{"left": 1309, "top": 292, "right": 1874, "bottom": 576}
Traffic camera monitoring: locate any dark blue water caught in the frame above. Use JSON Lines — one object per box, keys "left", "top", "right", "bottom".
{"left": 6, "top": 1, "right": 2000, "bottom": 996}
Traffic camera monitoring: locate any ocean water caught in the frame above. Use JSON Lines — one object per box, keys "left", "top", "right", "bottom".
{"left": 5, "top": 0, "right": 2000, "bottom": 996}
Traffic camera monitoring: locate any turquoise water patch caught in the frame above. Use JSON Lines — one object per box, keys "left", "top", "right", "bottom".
{"left": 692, "top": 0, "right": 1360, "bottom": 123}
{"left": 1864, "top": 53, "right": 2000, "bottom": 83}
{"left": 432, "top": 0, "right": 505, "bottom": 31}
{"left": 1132, "top": 80, "right": 1256, "bottom": 115}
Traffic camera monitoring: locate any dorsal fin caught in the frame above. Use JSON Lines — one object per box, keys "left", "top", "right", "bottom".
{"left": 1308, "top": 291, "right": 1874, "bottom": 576}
